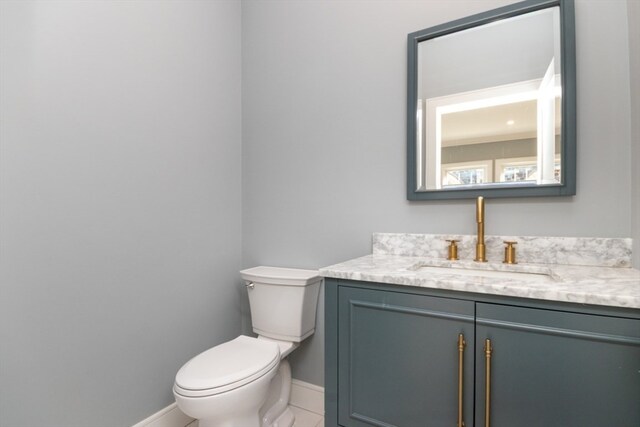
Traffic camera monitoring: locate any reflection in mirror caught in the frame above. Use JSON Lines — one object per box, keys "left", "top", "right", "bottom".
{"left": 407, "top": 0, "right": 576, "bottom": 200}
{"left": 418, "top": 7, "right": 560, "bottom": 190}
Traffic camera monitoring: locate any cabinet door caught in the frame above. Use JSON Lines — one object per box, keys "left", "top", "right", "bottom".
{"left": 338, "top": 286, "right": 475, "bottom": 427}
{"left": 475, "top": 303, "right": 640, "bottom": 427}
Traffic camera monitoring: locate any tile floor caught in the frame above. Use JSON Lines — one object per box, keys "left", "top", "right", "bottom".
{"left": 185, "top": 405, "right": 324, "bottom": 427}
{"left": 289, "top": 405, "right": 324, "bottom": 427}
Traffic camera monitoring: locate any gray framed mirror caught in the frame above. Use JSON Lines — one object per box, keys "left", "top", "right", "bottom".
{"left": 407, "top": 0, "right": 575, "bottom": 200}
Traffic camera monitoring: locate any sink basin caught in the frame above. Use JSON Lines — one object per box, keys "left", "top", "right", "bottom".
{"left": 415, "top": 265, "right": 556, "bottom": 283}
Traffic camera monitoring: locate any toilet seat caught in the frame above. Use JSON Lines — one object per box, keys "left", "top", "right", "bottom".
{"left": 174, "top": 336, "right": 280, "bottom": 398}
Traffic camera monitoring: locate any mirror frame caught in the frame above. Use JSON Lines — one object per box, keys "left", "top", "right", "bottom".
{"left": 407, "top": 0, "right": 576, "bottom": 200}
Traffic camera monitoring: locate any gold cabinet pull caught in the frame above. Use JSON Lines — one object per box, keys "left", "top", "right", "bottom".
{"left": 484, "top": 338, "right": 493, "bottom": 427}
{"left": 457, "top": 334, "right": 466, "bottom": 427}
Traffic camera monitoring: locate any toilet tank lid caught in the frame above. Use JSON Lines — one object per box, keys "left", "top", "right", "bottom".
{"left": 240, "top": 266, "right": 322, "bottom": 286}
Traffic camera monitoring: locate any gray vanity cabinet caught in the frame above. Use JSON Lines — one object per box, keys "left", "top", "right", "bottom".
{"left": 336, "top": 285, "right": 475, "bottom": 427}
{"left": 474, "top": 303, "right": 640, "bottom": 427}
{"left": 326, "top": 279, "right": 640, "bottom": 427}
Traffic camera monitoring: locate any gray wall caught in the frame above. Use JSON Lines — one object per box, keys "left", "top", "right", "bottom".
{"left": 629, "top": 0, "right": 640, "bottom": 268}
{"left": 0, "top": 1, "right": 242, "bottom": 426}
{"left": 242, "top": 0, "right": 635, "bottom": 387}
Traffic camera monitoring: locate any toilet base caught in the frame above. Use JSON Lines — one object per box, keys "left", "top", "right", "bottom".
{"left": 260, "top": 359, "right": 294, "bottom": 427}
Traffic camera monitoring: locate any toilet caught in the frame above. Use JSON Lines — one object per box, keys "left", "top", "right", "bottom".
{"left": 173, "top": 266, "right": 322, "bottom": 427}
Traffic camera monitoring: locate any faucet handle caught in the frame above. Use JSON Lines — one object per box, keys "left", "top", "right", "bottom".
{"left": 445, "top": 239, "right": 459, "bottom": 261}
{"left": 503, "top": 241, "right": 518, "bottom": 264}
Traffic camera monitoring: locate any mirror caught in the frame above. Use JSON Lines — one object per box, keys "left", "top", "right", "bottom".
{"left": 407, "top": 0, "right": 575, "bottom": 200}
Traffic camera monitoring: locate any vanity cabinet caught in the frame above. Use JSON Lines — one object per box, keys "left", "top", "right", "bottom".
{"left": 325, "top": 279, "right": 640, "bottom": 427}
{"left": 336, "top": 286, "right": 475, "bottom": 426}
{"left": 474, "top": 303, "right": 640, "bottom": 427}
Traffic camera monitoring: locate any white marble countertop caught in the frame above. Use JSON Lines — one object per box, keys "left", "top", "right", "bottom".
{"left": 320, "top": 254, "right": 640, "bottom": 309}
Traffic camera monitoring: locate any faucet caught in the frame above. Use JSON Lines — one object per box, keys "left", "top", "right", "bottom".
{"left": 475, "top": 196, "right": 487, "bottom": 262}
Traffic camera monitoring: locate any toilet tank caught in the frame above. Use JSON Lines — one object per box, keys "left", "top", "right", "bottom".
{"left": 240, "top": 266, "right": 322, "bottom": 342}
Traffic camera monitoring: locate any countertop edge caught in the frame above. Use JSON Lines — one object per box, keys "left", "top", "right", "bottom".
{"left": 319, "top": 254, "right": 640, "bottom": 310}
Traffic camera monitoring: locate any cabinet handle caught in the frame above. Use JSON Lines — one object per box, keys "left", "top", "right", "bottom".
{"left": 457, "top": 333, "right": 466, "bottom": 427}
{"left": 484, "top": 338, "right": 493, "bottom": 427}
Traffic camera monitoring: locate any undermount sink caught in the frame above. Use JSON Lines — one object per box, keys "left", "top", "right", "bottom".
{"left": 414, "top": 264, "right": 556, "bottom": 283}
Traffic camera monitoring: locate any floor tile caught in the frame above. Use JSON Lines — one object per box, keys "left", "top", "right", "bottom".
{"left": 290, "top": 405, "right": 323, "bottom": 427}
{"left": 183, "top": 406, "right": 322, "bottom": 427}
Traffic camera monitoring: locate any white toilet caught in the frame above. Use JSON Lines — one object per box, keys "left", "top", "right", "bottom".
{"left": 173, "top": 266, "right": 322, "bottom": 427}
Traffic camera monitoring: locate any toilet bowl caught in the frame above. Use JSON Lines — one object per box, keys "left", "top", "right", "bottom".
{"left": 173, "top": 267, "right": 322, "bottom": 427}
{"left": 174, "top": 336, "right": 281, "bottom": 427}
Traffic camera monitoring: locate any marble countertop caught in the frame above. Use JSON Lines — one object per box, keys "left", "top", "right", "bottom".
{"left": 320, "top": 254, "right": 640, "bottom": 309}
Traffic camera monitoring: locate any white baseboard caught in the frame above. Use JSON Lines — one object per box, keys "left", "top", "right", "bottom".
{"left": 131, "top": 402, "right": 194, "bottom": 427}
{"left": 289, "top": 379, "right": 325, "bottom": 416}
{"left": 131, "top": 379, "right": 324, "bottom": 427}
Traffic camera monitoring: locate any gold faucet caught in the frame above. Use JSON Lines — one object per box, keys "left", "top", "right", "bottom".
{"left": 475, "top": 196, "right": 487, "bottom": 262}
